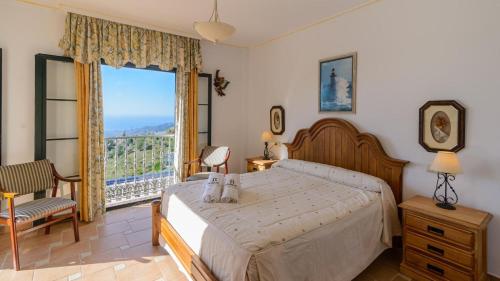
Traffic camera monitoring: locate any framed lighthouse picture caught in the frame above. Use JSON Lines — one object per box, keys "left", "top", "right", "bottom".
{"left": 319, "top": 52, "right": 357, "bottom": 113}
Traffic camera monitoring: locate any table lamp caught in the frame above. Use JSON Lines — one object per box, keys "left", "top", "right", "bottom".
{"left": 261, "top": 131, "right": 273, "bottom": 160}
{"left": 429, "top": 151, "right": 463, "bottom": 210}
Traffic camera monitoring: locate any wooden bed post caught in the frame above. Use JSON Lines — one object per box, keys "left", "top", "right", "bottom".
{"left": 152, "top": 200, "right": 161, "bottom": 246}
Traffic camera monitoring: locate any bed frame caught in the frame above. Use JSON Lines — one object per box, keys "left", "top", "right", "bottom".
{"left": 152, "top": 118, "right": 409, "bottom": 281}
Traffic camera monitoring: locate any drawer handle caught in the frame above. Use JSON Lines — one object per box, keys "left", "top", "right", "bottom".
{"left": 427, "top": 263, "right": 444, "bottom": 276}
{"left": 427, "top": 244, "right": 445, "bottom": 256}
{"left": 427, "top": 225, "right": 445, "bottom": 236}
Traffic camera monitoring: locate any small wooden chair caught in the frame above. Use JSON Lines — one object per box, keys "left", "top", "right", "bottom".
{"left": 0, "top": 159, "right": 80, "bottom": 271}
{"left": 184, "top": 146, "right": 231, "bottom": 181}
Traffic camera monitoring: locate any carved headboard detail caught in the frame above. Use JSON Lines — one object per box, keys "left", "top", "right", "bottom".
{"left": 285, "top": 118, "right": 409, "bottom": 203}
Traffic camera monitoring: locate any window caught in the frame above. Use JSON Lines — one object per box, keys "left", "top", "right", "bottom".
{"left": 35, "top": 54, "right": 78, "bottom": 203}
{"left": 101, "top": 63, "right": 212, "bottom": 207}
{"left": 35, "top": 56, "right": 212, "bottom": 208}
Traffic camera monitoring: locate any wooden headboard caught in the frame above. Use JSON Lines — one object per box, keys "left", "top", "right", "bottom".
{"left": 285, "top": 118, "right": 409, "bottom": 204}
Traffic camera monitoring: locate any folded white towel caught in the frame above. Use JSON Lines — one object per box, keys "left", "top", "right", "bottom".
{"left": 221, "top": 174, "right": 240, "bottom": 203}
{"left": 202, "top": 173, "right": 224, "bottom": 203}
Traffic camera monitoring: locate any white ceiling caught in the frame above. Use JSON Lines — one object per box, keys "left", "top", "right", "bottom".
{"left": 28, "top": 0, "right": 372, "bottom": 47}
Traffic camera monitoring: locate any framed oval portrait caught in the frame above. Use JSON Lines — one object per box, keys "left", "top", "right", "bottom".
{"left": 419, "top": 100, "right": 465, "bottom": 152}
{"left": 270, "top": 106, "right": 285, "bottom": 135}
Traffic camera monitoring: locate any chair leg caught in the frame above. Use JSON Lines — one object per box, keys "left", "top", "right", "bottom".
{"left": 9, "top": 220, "right": 20, "bottom": 271}
{"left": 44, "top": 215, "right": 53, "bottom": 234}
{"left": 72, "top": 207, "right": 79, "bottom": 242}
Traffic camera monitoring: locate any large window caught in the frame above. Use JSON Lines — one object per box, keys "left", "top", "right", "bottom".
{"left": 101, "top": 64, "right": 212, "bottom": 207}
{"left": 35, "top": 55, "right": 212, "bottom": 208}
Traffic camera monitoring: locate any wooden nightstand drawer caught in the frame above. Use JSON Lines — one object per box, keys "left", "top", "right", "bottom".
{"left": 406, "top": 212, "right": 474, "bottom": 249}
{"left": 400, "top": 196, "right": 492, "bottom": 281}
{"left": 406, "top": 230, "right": 474, "bottom": 269}
{"left": 247, "top": 163, "right": 264, "bottom": 172}
{"left": 246, "top": 157, "right": 278, "bottom": 173}
{"left": 405, "top": 248, "right": 473, "bottom": 281}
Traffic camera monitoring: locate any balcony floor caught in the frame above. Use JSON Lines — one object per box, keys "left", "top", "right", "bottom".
{"left": 0, "top": 204, "right": 410, "bottom": 281}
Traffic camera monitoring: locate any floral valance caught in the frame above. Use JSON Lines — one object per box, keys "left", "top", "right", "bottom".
{"left": 59, "top": 13, "right": 202, "bottom": 72}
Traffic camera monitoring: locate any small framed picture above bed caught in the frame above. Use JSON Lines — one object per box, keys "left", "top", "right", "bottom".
{"left": 419, "top": 100, "right": 465, "bottom": 152}
{"left": 319, "top": 52, "right": 357, "bottom": 113}
{"left": 270, "top": 105, "right": 285, "bottom": 135}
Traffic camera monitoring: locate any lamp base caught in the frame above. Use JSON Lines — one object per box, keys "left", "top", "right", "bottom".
{"left": 435, "top": 202, "right": 456, "bottom": 210}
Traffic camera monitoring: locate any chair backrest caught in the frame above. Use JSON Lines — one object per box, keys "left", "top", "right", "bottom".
{"left": 0, "top": 160, "right": 54, "bottom": 196}
{"left": 200, "top": 146, "right": 230, "bottom": 168}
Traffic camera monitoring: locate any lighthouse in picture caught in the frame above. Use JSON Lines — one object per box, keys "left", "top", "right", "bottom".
{"left": 328, "top": 67, "right": 351, "bottom": 106}
{"left": 327, "top": 68, "right": 337, "bottom": 102}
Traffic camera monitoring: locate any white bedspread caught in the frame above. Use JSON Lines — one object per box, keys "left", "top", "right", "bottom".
{"left": 161, "top": 163, "right": 400, "bottom": 281}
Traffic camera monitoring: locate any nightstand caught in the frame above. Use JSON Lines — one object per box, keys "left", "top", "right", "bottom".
{"left": 399, "top": 196, "right": 492, "bottom": 281}
{"left": 246, "top": 157, "right": 278, "bottom": 172}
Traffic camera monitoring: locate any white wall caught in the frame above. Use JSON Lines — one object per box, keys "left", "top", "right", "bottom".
{"left": 201, "top": 43, "right": 248, "bottom": 173}
{"left": 246, "top": 0, "right": 500, "bottom": 275}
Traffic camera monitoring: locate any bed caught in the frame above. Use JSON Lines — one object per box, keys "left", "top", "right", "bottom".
{"left": 152, "top": 118, "right": 409, "bottom": 281}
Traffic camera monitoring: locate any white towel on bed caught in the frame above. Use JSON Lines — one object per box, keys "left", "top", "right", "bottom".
{"left": 202, "top": 173, "right": 224, "bottom": 203}
{"left": 221, "top": 174, "right": 240, "bottom": 203}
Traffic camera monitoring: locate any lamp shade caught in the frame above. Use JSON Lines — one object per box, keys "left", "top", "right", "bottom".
{"left": 194, "top": 21, "right": 235, "bottom": 43}
{"left": 261, "top": 131, "right": 273, "bottom": 142}
{"left": 429, "top": 151, "right": 463, "bottom": 174}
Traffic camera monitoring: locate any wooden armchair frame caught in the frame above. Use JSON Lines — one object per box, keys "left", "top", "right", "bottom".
{"left": 185, "top": 147, "right": 231, "bottom": 178}
{"left": 0, "top": 163, "right": 80, "bottom": 271}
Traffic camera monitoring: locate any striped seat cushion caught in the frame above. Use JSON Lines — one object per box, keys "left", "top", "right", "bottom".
{"left": 0, "top": 198, "right": 76, "bottom": 222}
{"left": 0, "top": 159, "right": 54, "bottom": 195}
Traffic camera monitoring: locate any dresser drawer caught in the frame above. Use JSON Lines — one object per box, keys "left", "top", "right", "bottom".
{"left": 405, "top": 212, "right": 474, "bottom": 249}
{"left": 405, "top": 248, "right": 473, "bottom": 281}
{"left": 406, "top": 230, "right": 474, "bottom": 269}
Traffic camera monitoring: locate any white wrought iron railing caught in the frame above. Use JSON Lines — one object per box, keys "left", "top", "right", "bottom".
{"left": 104, "top": 135, "right": 175, "bottom": 207}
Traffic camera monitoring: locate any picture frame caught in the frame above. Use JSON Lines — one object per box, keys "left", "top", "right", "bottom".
{"left": 419, "top": 100, "right": 465, "bottom": 153}
{"left": 270, "top": 106, "right": 285, "bottom": 135}
{"left": 319, "top": 52, "right": 357, "bottom": 113}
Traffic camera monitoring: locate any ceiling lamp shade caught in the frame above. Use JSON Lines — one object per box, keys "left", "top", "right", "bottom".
{"left": 194, "top": 0, "right": 235, "bottom": 43}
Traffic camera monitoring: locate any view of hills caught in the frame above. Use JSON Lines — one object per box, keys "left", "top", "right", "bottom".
{"left": 104, "top": 116, "right": 175, "bottom": 137}
{"left": 105, "top": 122, "right": 175, "bottom": 137}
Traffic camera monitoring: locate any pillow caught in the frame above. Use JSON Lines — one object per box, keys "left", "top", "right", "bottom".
{"left": 273, "top": 159, "right": 330, "bottom": 179}
{"left": 273, "top": 159, "right": 385, "bottom": 193}
{"left": 328, "top": 166, "right": 385, "bottom": 193}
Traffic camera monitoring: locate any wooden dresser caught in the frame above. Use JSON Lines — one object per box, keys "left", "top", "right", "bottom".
{"left": 246, "top": 157, "right": 278, "bottom": 172}
{"left": 399, "top": 196, "right": 492, "bottom": 281}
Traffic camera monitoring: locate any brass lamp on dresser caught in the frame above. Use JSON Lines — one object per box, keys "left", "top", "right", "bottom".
{"left": 399, "top": 196, "right": 492, "bottom": 281}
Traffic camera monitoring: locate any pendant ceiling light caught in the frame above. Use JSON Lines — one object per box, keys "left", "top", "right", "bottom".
{"left": 194, "top": 0, "right": 235, "bottom": 43}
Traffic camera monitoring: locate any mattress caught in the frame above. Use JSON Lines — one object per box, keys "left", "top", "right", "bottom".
{"left": 160, "top": 161, "right": 401, "bottom": 281}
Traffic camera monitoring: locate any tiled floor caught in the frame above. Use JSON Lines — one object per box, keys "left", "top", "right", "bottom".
{"left": 0, "top": 203, "right": 410, "bottom": 281}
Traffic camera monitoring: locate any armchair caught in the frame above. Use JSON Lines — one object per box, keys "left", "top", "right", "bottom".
{"left": 185, "top": 146, "right": 230, "bottom": 181}
{"left": 0, "top": 159, "right": 80, "bottom": 270}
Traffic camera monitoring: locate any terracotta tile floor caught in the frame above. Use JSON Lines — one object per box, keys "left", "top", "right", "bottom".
{"left": 0, "top": 203, "right": 412, "bottom": 281}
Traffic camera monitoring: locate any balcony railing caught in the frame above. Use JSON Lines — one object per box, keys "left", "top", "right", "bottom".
{"left": 104, "top": 135, "right": 175, "bottom": 207}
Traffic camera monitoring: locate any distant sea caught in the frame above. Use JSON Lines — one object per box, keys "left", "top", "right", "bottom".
{"left": 104, "top": 115, "right": 174, "bottom": 137}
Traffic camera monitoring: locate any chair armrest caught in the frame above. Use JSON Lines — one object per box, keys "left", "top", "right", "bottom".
{"left": 56, "top": 176, "right": 81, "bottom": 183}
{"left": 51, "top": 163, "right": 81, "bottom": 183}
{"left": 0, "top": 191, "right": 18, "bottom": 199}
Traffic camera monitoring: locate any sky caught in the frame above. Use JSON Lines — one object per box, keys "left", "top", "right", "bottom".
{"left": 102, "top": 65, "right": 175, "bottom": 119}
